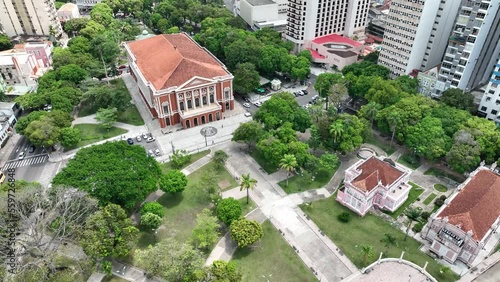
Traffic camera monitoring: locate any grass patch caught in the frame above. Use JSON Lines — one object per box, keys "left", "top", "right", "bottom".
{"left": 134, "top": 160, "right": 238, "bottom": 253}
{"left": 72, "top": 124, "right": 127, "bottom": 148}
{"left": 278, "top": 168, "right": 337, "bottom": 194}
{"left": 232, "top": 221, "right": 316, "bottom": 282}
{"left": 423, "top": 193, "right": 437, "bottom": 205}
{"left": 389, "top": 182, "right": 424, "bottom": 219}
{"left": 434, "top": 184, "right": 448, "bottom": 193}
{"left": 239, "top": 198, "right": 256, "bottom": 216}
{"left": 302, "top": 198, "right": 458, "bottom": 282}
{"left": 160, "top": 150, "right": 210, "bottom": 172}
{"left": 424, "top": 167, "right": 465, "bottom": 183}
{"left": 397, "top": 153, "right": 421, "bottom": 170}
{"left": 365, "top": 135, "right": 396, "bottom": 155}
{"left": 250, "top": 150, "right": 278, "bottom": 174}
{"left": 117, "top": 105, "right": 144, "bottom": 126}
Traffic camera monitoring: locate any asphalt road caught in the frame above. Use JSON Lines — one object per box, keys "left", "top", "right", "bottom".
{"left": 8, "top": 135, "right": 47, "bottom": 161}
{"left": 13, "top": 162, "right": 48, "bottom": 183}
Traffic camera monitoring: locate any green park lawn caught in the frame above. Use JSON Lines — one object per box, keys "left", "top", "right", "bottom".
{"left": 434, "top": 184, "right": 448, "bottom": 192}
{"left": 232, "top": 221, "right": 316, "bottom": 282}
{"left": 302, "top": 198, "right": 458, "bottom": 282}
{"left": 73, "top": 124, "right": 127, "bottom": 148}
{"left": 365, "top": 135, "right": 396, "bottom": 156}
{"left": 423, "top": 193, "right": 437, "bottom": 205}
{"left": 278, "top": 168, "right": 338, "bottom": 194}
{"left": 250, "top": 150, "right": 278, "bottom": 174}
{"left": 424, "top": 167, "right": 465, "bottom": 183}
{"left": 239, "top": 198, "right": 256, "bottom": 216}
{"left": 389, "top": 182, "right": 424, "bottom": 219}
{"left": 160, "top": 150, "right": 210, "bottom": 172}
{"left": 135, "top": 160, "right": 237, "bottom": 251}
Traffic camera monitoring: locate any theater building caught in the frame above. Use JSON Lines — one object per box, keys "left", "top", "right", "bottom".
{"left": 125, "top": 33, "right": 234, "bottom": 129}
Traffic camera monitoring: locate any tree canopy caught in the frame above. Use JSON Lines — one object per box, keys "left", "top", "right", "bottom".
{"left": 254, "top": 92, "right": 311, "bottom": 132}
{"left": 230, "top": 218, "right": 263, "bottom": 248}
{"left": 52, "top": 141, "right": 162, "bottom": 210}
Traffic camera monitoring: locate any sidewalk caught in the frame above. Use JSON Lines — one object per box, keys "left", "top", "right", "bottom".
{"left": 0, "top": 133, "right": 21, "bottom": 168}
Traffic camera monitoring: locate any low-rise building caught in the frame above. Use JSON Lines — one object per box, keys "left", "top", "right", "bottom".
{"left": 125, "top": 33, "right": 234, "bottom": 129}
{"left": 304, "top": 34, "right": 363, "bottom": 70}
{"left": 0, "top": 102, "right": 20, "bottom": 147}
{"left": 422, "top": 164, "right": 500, "bottom": 267}
{"left": 24, "top": 42, "right": 53, "bottom": 68}
{"left": 239, "top": 0, "right": 287, "bottom": 32}
{"left": 417, "top": 65, "right": 440, "bottom": 97}
{"left": 0, "top": 50, "right": 44, "bottom": 86}
{"left": 57, "top": 3, "right": 80, "bottom": 22}
{"left": 336, "top": 156, "right": 412, "bottom": 216}
{"left": 75, "top": 0, "right": 102, "bottom": 11}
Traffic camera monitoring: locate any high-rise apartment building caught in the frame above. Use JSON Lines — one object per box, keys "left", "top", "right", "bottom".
{"left": 433, "top": 0, "right": 500, "bottom": 96}
{"left": 0, "top": 0, "right": 62, "bottom": 37}
{"left": 478, "top": 56, "right": 500, "bottom": 124}
{"left": 286, "top": 0, "right": 370, "bottom": 50}
{"left": 378, "top": 0, "right": 461, "bottom": 78}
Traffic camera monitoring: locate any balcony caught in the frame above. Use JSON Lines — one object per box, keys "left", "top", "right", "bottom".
{"left": 178, "top": 103, "right": 221, "bottom": 119}
{"left": 449, "top": 35, "right": 467, "bottom": 45}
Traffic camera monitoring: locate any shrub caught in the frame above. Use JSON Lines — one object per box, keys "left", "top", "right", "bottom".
{"left": 141, "top": 212, "right": 162, "bottom": 230}
{"left": 412, "top": 222, "right": 424, "bottom": 233}
{"left": 230, "top": 218, "right": 263, "bottom": 248}
{"left": 337, "top": 212, "right": 351, "bottom": 223}
{"left": 216, "top": 198, "right": 242, "bottom": 225}
{"left": 420, "top": 211, "right": 431, "bottom": 221}
{"left": 402, "top": 153, "right": 420, "bottom": 166}
{"left": 434, "top": 195, "right": 447, "bottom": 207}
{"left": 141, "top": 202, "right": 165, "bottom": 218}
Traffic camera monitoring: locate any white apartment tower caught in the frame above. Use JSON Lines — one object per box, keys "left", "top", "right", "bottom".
{"left": 433, "top": 0, "right": 500, "bottom": 95}
{"left": 286, "top": 0, "right": 371, "bottom": 50}
{"left": 478, "top": 57, "right": 500, "bottom": 124}
{"left": 0, "top": 0, "right": 62, "bottom": 37}
{"left": 378, "top": 0, "right": 461, "bottom": 78}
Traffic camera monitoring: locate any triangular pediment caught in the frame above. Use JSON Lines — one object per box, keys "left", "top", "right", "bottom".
{"left": 177, "top": 76, "right": 215, "bottom": 90}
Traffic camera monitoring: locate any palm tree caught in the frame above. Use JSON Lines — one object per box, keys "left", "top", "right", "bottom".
{"left": 329, "top": 121, "right": 344, "bottom": 144}
{"left": 387, "top": 112, "right": 400, "bottom": 148}
{"left": 279, "top": 154, "right": 298, "bottom": 187}
{"left": 380, "top": 233, "right": 396, "bottom": 255}
{"left": 240, "top": 173, "right": 257, "bottom": 204}
{"left": 404, "top": 207, "right": 422, "bottom": 241}
{"left": 358, "top": 245, "right": 374, "bottom": 266}
{"left": 363, "top": 102, "right": 380, "bottom": 129}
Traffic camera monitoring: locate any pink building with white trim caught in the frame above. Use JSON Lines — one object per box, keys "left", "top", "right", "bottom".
{"left": 336, "top": 156, "right": 412, "bottom": 216}
{"left": 304, "top": 34, "right": 364, "bottom": 70}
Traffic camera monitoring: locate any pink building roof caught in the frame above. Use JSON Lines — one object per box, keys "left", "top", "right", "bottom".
{"left": 307, "top": 49, "right": 325, "bottom": 59}
{"left": 312, "top": 34, "right": 362, "bottom": 47}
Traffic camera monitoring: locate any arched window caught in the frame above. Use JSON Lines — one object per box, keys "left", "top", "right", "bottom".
{"left": 224, "top": 87, "right": 230, "bottom": 99}
{"left": 187, "top": 100, "right": 192, "bottom": 109}
{"left": 179, "top": 101, "right": 185, "bottom": 111}
{"left": 202, "top": 96, "right": 207, "bottom": 105}
{"left": 210, "top": 95, "right": 214, "bottom": 103}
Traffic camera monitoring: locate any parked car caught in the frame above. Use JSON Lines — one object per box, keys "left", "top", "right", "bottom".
{"left": 142, "top": 133, "right": 149, "bottom": 139}
{"left": 294, "top": 91, "right": 301, "bottom": 97}
{"left": 136, "top": 135, "right": 142, "bottom": 142}
{"left": 312, "top": 95, "right": 319, "bottom": 101}
{"left": 255, "top": 88, "right": 265, "bottom": 94}
{"left": 253, "top": 101, "right": 262, "bottom": 107}
{"left": 127, "top": 138, "right": 134, "bottom": 145}
{"left": 302, "top": 89, "right": 308, "bottom": 95}
{"left": 244, "top": 97, "right": 250, "bottom": 103}
{"left": 28, "top": 145, "right": 35, "bottom": 153}
{"left": 18, "top": 152, "right": 25, "bottom": 160}
{"left": 244, "top": 112, "right": 252, "bottom": 117}
{"left": 297, "top": 90, "right": 305, "bottom": 96}
{"left": 43, "top": 104, "right": 52, "bottom": 111}
{"left": 154, "top": 149, "right": 161, "bottom": 156}
{"left": 243, "top": 102, "right": 251, "bottom": 108}
{"left": 148, "top": 149, "right": 154, "bottom": 156}
{"left": 146, "top": 137, "right": 156, "bottom": 143}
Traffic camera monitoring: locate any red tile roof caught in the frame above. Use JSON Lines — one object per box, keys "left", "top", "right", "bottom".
{"left": 312, "top": 34, "right": 363, "bottom": 47}
{"left": 438, "top": 169, "right": 500, "bottom": 241}
{"left": 352, "top": 157, "right": 404, "bottom": 192}
{"left": 127, "top": 33, "right": 230, "bottom": 90}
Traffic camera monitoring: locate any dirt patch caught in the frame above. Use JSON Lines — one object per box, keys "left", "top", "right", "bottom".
{"left": 218, "top": 179, "right": 231, "bottom": 190}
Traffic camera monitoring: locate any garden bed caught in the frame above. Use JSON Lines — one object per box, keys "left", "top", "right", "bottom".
{"left": 423, "top": 193, "right": 437, "bottom": 205}
{"left": 434, "top": 184, "right": 448, "bottom": 192}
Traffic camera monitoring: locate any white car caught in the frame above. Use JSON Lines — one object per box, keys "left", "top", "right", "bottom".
{"left": 244, "top": 112, "right": 252, "bottom": 117}
{"left": 243, "top": 102, "right": 251, "bottom": 108}
{"left": 154, "top": 149, "right": 161, "bottom": 156}
{"left": 142, "top": 133, "right": 149, "bottom": 139}
{"left": 147, "top": 150, "right": 154, "bottom": 156}
{"left": 146, "top": 137, "right": 156, "bottom": 143}
{"left": 253, "top": 101, "right": 262, "bottom": 107}
{"left": 18, "top": 152, "right": 25, "bottom": 160}
{"left": 136, "top": 135, "right": 142, "bottom": 142}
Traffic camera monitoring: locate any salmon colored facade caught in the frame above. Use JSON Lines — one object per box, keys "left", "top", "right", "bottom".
{"left": 125, "top": 33, "right": 234, "bottom": 129}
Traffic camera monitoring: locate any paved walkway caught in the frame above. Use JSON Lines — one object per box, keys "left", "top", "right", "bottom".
{"left": 205, "top": 142, "right": 358, "bottom": 281}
